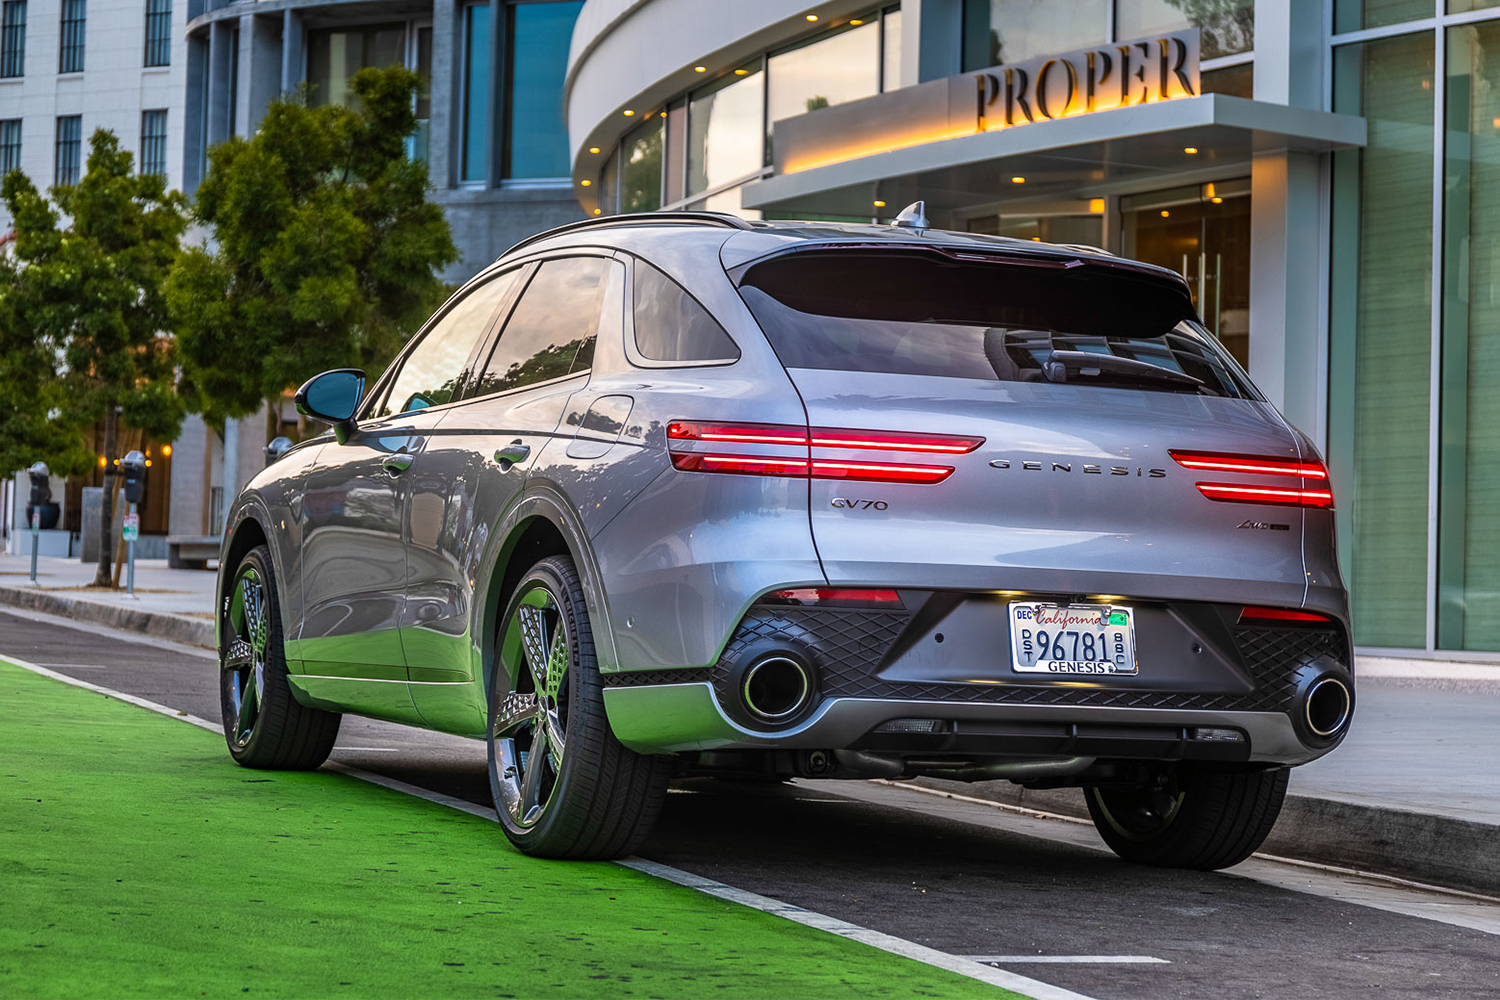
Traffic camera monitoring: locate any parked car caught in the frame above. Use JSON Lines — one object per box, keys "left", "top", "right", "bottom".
{"left": 216, "top": 206, "right": 1352, "bottom": 867}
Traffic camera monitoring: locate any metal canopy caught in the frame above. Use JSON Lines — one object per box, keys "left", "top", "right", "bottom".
{"left": 742, "top": 94, "right": 1366, "bottom": 219}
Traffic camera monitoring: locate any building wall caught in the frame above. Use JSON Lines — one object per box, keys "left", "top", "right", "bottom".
{"left": 0, "top": 0, "right": 188, "bottom": 231}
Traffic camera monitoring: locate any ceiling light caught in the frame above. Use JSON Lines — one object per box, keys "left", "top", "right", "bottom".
{"left": 1211, "top": 196, "right": 1223, "bottom": 204}
{"left": 735, "top": 68, "right": 749, "bottom": 75}
{"left": 581, "top": 179, "right": 591, "bottom": 186}
{"left": 694, "top": 65, "right": 707, "bottom": 72}
{"left": 623, "top": 109, "right": 635, "bottom": 116}
{"left": 659, "top": 110, "right": 667, "bottom": 117}
{"left": 1184, "top": 146, "right": 1198, "bottom": 154}
{"left": 850, "top": 18, "right": 864, "bottom": 25}
{"left": 593, "top": 208, "right": 602, "bottom": 215}
{"left": 1011, "top": 176, "right": 1025, "bottom": 184}
{"left": 873, "top": 199, "right": 886, "bottom": 207}
{"left": 588, "top": 146, "right": 601, "bottom": 154}
{"left": 1160, "top": 210, "right": 1170, "bottom": 217}
{"left": 806, "top": 14, "right": 819, "bottom": 22}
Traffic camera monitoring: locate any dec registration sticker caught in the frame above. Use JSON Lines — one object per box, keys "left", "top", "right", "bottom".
{"left": 1008, "top": 603, "right": 1137, "bottom": 675}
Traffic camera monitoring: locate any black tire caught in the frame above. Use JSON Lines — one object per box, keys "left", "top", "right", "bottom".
{"left": 487, "top": 554, "right": 671, "bottom": 859}
{"left": 1084, "top": 765, "right": 1289, "bottom": 870}
{"left": 220, "top": 544, "right": 341, "bottom": 769}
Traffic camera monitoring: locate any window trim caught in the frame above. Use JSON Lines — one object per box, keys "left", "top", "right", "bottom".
{"left": 461, "top": 250, "right": 619, "bottom": 403}
{"left": 0, "top": 118, "right": 20, "bottom": 174}
{"left": 143, "top": 0, "right": 170, "bottom": 67}
{"left": 54, "top": 114, "right": 82, "bottom": 186}
{"left": 0, "top": 0, "right": 27, "bottom": 79}
{"left": 620, "top": 253, "right": 740, "bottom": 370}
{"left": 58, "top": 0, "right": 84, "bottom": 73}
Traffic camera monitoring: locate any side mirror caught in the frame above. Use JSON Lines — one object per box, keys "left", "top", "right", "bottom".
{"left": 295, "top": 369, "right": 365, "bottom": 442}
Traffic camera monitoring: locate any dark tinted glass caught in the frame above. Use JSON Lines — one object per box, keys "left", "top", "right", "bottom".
{"left": 375, "top": 269, "right": 521, "bottom": 418}
{"left": 472, "top": 257, "right": 610, "bottom": 396}
{"left": 633, "top": 259, "right": 739, "bottom": 363}
{"left": 738, "top": 250, "right": 1254, "bottom": 398}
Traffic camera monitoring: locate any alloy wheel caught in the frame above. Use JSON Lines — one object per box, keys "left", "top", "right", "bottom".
{"left": 492, "top": 585, "right": 571, "bottom": 828}
{"left": 1090, "top": 783, "right": 1186, "bottom": 842}
{"left": 223, "top": 565, "right": 269, "bottom": 748}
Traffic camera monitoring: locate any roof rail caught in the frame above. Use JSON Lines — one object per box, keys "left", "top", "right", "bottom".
{"left": 501, "top": 211, "right": 755, "bottom": 259}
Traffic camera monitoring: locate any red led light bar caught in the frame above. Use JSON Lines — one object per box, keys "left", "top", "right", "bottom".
{"left": 768, "top": 588, "right": 903, "bottom": 604}
{"left": 668, "top": 420, "right": 971, "bottom": 484}
{"left": 1195, "top": 482, "right": 1335, "bottom": 508}
{"left": 1170, "top": 450, "right": 1328, "bottom": 479}
{"left": 1239, "top": 606, "right": 1333, "bottom": 624}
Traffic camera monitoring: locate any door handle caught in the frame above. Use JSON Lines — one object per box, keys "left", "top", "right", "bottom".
{"left": 382, "top": 453, "right": 414, "bottom": 475}
{"left": 494, "top": 442, "right": 530, "bottom": 468}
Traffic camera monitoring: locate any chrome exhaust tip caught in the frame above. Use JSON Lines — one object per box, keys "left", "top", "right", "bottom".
{"left": 740, "top": 654, "right": 813, "bottom": 723}
{"left": 1304, "top": 675, "right": 1352, "bottom": 738}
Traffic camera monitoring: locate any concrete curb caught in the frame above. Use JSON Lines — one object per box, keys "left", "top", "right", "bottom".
{"left": 0, "top": 585, "right": 215, "bottom": 649}
{"left": 912, "top": 777, "right": 1500, "bottom": 897}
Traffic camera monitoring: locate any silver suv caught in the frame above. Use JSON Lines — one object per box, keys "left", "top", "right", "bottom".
{"left": 216, "top": 210, "right": 1352, "bottom": 868}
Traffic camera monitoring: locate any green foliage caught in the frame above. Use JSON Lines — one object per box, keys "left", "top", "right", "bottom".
{"left": 168, "top": 66, "right": 458, "bottom": 424}
{"left": 0, "top": 132, "right": 187, "bottom": 478}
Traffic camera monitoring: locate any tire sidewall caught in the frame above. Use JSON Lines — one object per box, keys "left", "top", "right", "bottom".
{"left": 221, "top": 545, "right": 287, "bottom": 763}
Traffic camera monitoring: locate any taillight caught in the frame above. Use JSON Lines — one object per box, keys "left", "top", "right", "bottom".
{"left": 765, "top": 588, "right": 903, "bottom": 607}
{"left": 1239, "top": 605, "right": 1333, "bottom": 624}
{"left": 1169, "top": 449, "right": 1334, "bottom": 509}
{"left": 667, "top": 421, "right": 982, "bottom": 484}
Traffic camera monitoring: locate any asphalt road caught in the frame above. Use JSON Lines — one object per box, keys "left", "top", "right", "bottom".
{"left": 5, "top": 608, "right": 1498, "bottom": 1000}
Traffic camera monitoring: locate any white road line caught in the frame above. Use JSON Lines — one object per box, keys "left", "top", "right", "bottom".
{"left": 1, "top": 652, "right": 1098, "bottom": 1000}
{"left": 965, "top": 956, "right": 1169, "bottom": 965}
{"left": 331, "top": 747, "right": 402, "bottom": 752}
{"left": 830, "top": 780, "right": 1500, "bottom": 937}
{"left": 619, "top": 858, "right": 1101, "bottom": 1000}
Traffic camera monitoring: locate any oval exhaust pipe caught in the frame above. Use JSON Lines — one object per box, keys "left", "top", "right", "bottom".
{"left": 1304, "top": 675, "right": 1352, "bottom": 738}
{"left": 741, "top": 654, "right": 813, "bottom": 723}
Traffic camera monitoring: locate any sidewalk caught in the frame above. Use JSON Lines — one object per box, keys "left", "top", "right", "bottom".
{"left": 3, "top": 550, "right": 1499, "bottom": 894}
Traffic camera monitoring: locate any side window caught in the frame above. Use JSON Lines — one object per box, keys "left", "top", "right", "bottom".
{"left": 373, "top": 268, "right": 521, "bottom": 419}
{"left": 470, "top": 256, "right": 613, "bottom": 397}
{"left": 633, "top": 258, "right": 739, "bottom": 364}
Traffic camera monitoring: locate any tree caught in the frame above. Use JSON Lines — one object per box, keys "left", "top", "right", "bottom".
{"left": 0, "top": 131, "right": 188, "bottom": 586}
{"left": 168, "top": 66, "right": 457, "bottom": 433}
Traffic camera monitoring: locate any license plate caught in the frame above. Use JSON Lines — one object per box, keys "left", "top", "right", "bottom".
{"left": 1008, "top": 603, "right": 1137, "bottom": 675}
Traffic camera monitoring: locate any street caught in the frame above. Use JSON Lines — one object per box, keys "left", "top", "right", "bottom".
{"left": 4, "top": 606, "right": 1497, "bottom": 1000}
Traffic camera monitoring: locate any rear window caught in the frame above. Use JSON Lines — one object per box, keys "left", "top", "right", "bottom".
{"left": 737, "top": 249, "right": 1255, "bottom": 398}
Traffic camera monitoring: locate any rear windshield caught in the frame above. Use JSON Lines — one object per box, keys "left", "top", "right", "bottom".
{"left": 737, "top": 249, "right": 1256, "bottom": 398}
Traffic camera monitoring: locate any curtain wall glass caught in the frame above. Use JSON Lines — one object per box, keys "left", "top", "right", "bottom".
{"left": 688, "top": 62, "right": 764, "bottom": 197}
{"left": 1438, "top": 20, "right": 1500, "bottom": 649}
{"left": 1330, "top": 33, "right": 1435, "bottom": 649}
{"left": 882, "top": 7, "right": 902, "bottom": 91}
{"left": 307, "top": 23, "right": 405, "bottom": 107}
{"left": 504, "top": 0, "right": 583, "bottom": 179}
{"left": 1116, "top": 0, "right": 1252, "bottom": 60}
{"left": 961, "top": 0, "right": 1107, "bottom": 71}
{"left": 766, "top": 22, "right": 879, "bottom": 140}
{"left": 620, "top": 115, "right": 662, "bottom": 213}
{"left": 1334, "top": 0, "right": 1433, "bottom": 33}
{"left": 461, "top": 4, "right": 491, "bottom": 182}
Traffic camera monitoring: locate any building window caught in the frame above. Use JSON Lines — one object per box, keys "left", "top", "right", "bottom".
{"left": 409, "top": 25, "right": 432, "bottom": 162}
{"left": 1117, "top": 0, "right": 1252, "bottom": 61}
{"left": 140, "top": 108, "right": 166, "bottom": 176}
{"left": 503, "top": 0, "right": 582, "bottom": 179}
{"left": 307, "top": 23, "right": 405, "bottom": 108}
{"left": 1328, "top": 32, "right": 1435, "bottom": 649}
{"left": 620, "top": 114, "right": 662, "bottom": 213}
{"left": 1334, "top": 0, "right": 1433, "bottom": 33}
{"left": 688, "top": 61, "right": 764, "bottom": 197}
{"left": 143, "top": 0, "right": 169, "bottom": 67}
{"left": 55, "top": 115, "right": 82, "bottom": 185}
{"left": 766, "top": 19, "right": 880, "bottom": 142}
{"left": 881, "top": 6, "right": 902, "bottom": 91}
{"left": 961, "top": 0, "right": 1107, "bottom": 70}
{"left": 1, "top": 0, "right": 26, "bottom": 78}
{"left": 58, "top": 0, "right": 84, "bottom": 72}
{"left": 461, "top": 3, "right": 490, "bottom": 182}
{"left": 0, "top": 118, "right": 20, "bottom": 174}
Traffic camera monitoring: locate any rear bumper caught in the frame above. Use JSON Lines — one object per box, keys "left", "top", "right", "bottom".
{"left": 603, "top": 682, "right": 1336, "bottom": 767}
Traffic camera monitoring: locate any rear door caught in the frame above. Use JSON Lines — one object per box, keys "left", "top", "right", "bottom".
{"left": 735, "top": 247, "right": 1316, "bottom": 610}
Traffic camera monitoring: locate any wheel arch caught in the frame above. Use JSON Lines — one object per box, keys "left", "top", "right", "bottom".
{"left": 216, "top": 501, "right": 279, "bottom": 651}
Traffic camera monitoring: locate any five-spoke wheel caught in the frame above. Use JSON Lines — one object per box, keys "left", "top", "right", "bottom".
{"left": 492, "top": 585, "right": 572, "bottom": 828}
{"left": 223, "top": 563, "right": 269, "bottom": 749}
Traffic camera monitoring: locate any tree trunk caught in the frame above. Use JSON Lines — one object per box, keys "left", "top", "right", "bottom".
{"left": 94, "top": 406, "right": 118, "bottom": 587}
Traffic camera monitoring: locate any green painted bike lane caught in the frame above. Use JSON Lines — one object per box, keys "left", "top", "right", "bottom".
{"left": 0, "top": 660, "right": 1027, "bottom": 999}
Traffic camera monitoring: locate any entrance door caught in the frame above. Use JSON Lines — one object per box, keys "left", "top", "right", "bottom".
{"left": 1120, "top": 179, "right": 1251, "bottom": 368}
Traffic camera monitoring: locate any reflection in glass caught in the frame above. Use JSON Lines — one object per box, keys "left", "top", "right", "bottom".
{"left": 1439, "top": 21, "right": 1500, "bottom": 649}
{"left": 688, "top": 63, "right": 764, "bottom": 195}
{"left": 1202, "top": 62, "right": 1253, "bottom": 98}
{"left": 1329, "top": 33, "right": 1434, "bottom": 647}
{"left": 308, "top": 23, "right": 406, "bottom": 107}
{"left": 1116, "top": 0, "right": 1252, "bottom": 61}
{"left": 767, "top": 22, "right": 879, "bottom": 133}
{"left": 473, "top": 258, "right": 611, "bottom": 395}
{"left": 961, "top": 0, "right": 1106, "bottom": 71}
{"left": 620, "top": 116, "right": 663, "bottom": 213}
{"left": 1333, "top": 0, "right": 1432, "bottom": 33}
{"left": 462, "top": 3, "right": 491, "bottom": 182}
{"left": 505, "top": 0, "right": 583, "bottom": 178}
{"left": 378, "top": 269, "right": 521, "bottom": 417}
{"left": 599, "top": 150, "right": 618, "bottom": 215}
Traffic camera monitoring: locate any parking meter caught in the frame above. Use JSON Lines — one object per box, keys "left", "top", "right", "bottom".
{"left": 120, "top": 451, "right": 147, "bottom": 504}
{"left": 120, "top": 451, "right": 146, "bottom": 596}
{"left": 264, "top": 436, "right": 293, "bottom": 466}
{"left": 26, "top": 462, "right": 49, "bottom": 584}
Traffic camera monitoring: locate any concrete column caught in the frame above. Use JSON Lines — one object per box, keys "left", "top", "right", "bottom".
{"left": 183, "top": 32, "right": 209, "bottom": 192}
{"left": 168, "top": 415, "right": 210, "bottom": 536}
{"left": 206, "top": 21, "right": 233, "bottom": 147}
{"left": 429, "top": 0, "right": 459, "bottom": 189}
{"left": 280, "top": 9, "right": 304, "bottom": 94}
{"left": 240, "top": 14, "right": 282, "bottom": 134}
{"left": 901, "top": 0, "right": 962, "bottom": 88}
{"left": 1246, "top": 0, "right": 1327, "bottom": 442}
